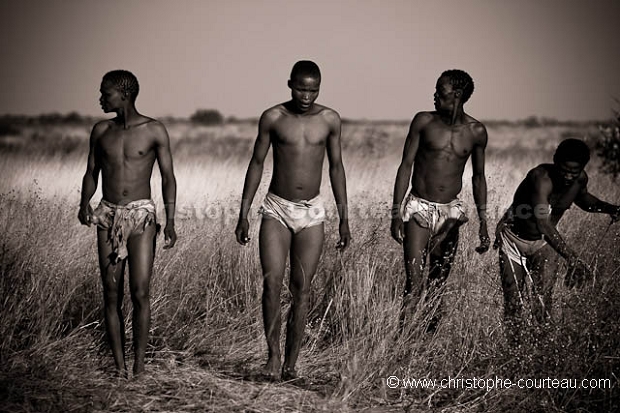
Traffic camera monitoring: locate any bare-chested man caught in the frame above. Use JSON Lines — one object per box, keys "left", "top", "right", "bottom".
{"left": 391, "top": 69, "right": 490, "bottom": 332}
{"left": 78, "top": 70, "right": 177, "bottom": 377}
{"left": 235, "top": 61, "right": 350, "bottom": 381}
{"left": 494, "top": 139, "right": 620, "bottom": 343}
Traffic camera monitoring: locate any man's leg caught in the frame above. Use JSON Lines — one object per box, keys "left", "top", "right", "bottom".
{"left": 401, "top": 219, "right": 432, "bottom": 326}
{"left": 97, "top": 228, "right": 127, "bottom": 374}
{"left": 283, "top": 223, "right": 324, "bottom": 379}
{"left": 259, "top": 218, "right": 292, "bottom": 377}
{"left": 425, "top": 226, "right": 460, "bottom": 332}
{"left": 126, "top": 223, "right": 157, "bottom": 376}
{"left": 499, "top": 249, "right": 527, "bottom": 346}
{"left": 529, "top": 245, "right": 559, "bottom": 325}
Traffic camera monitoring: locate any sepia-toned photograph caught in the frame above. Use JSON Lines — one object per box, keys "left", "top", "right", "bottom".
{"left": 1, "top": 1, "right": 619, "bottom": 411}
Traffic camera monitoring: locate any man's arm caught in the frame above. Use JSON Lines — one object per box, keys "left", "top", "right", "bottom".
{"left": 574, "top": 174, "right": 620, "bottom": 220}
{"left": 471, "top": 123, "right": 490, "bottom": 253}
{"left": 78, "top": 122, "right": 105, "bottom": 226}
{"left": 390, "top": 112, "right": 429, "bottom": 243}
{"left": 325, "top": 110, "right": 350, "bottom": 250}
{"left": 154, "top": 121, "right": 177, "bottom": 249}
{"left": 531, "top": 170, "right": 578, "bottom": 262}
{"left": 235, "top": 110, "right": 273, "bottom": 245}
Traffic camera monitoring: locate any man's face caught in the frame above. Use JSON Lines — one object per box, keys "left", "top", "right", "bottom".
{"left": 289, "top": 74, "right": 320, "bottom": 113}
{"left": 99, "top": 80, "right": 124, "bottom": 113}
{"left": 434, "top": 76, "right": 458, "bottom": 112}
{"left": 555, "top": 160, "right": 584, "bottom": 186}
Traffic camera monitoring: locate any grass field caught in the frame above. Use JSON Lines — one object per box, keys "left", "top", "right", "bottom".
{"left": 1, "top": 120, "right": 619, "bottom": 412}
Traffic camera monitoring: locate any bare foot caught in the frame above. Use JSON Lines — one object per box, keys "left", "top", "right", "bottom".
{"left": 281, "top": 365, "right": 298, "bottom": 381}
{"left": 261, "top": 357, "right": 281, "bottom": 381}
{"left": 133, "top": 361, "right": 145, "bottom": 378}
{"left": 113, "top": 367, "right": 129, "bottom": 380}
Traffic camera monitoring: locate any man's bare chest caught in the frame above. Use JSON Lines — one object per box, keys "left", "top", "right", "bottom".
{"left": 99, "top": 130, "right": 155, "bottom": 161}
{"left": 421, "top": 125, "right": 475, "bottom": 158}
{"left": 549, "top": 185, "right": 580, "bottom": 211}
{"left": 272, "top": 117, "right": 329, "bottom": 146}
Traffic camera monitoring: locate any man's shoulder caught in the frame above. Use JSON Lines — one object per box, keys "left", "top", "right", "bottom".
{"left": 134, "top": 117, "right": 168, "bottom": 143}
{"left": 142, "top": 117, "right": 165, "bottom": 131}
{"left": 414, "top": 111, "right": 435, "bottom": 121}
{"left": 91, "top": 119, "right": 114, "bottom": 139}
{"left": 469, "top": 118, "right": 486, "bottom": 132}
{"left": 410, "top": 111, "right": 436, "bottom": 127}
{"left": 261, "top": 104, "right": 286, "bottom": 123}
{"left": 462, "top": 113, "right": 486, "bottom": 135}
{"left": 315, "top": 104, "right": 340, "bottom": 123}
{"left": 528, "top": 164, "right": 553, "bottom": 183}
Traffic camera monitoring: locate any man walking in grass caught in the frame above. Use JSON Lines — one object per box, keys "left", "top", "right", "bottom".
{"left": 78, "top": 70, "right": 177, "bottom": 377}
{"left": 494, "top": 138, "right": 620, "bottom": 344}
{"left": 235, "top": 60, "right": 350, "bottom": 381}
{"left": 391, "top": 69, "right": 490, "bottom": 332}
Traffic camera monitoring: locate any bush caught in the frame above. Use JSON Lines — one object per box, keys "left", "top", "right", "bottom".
{"left": 0, "top": 120, "right": 20, "bottom": 137}
{"left": 595, "top": 106, "right": 620, "bottom": 180}
{"left": 190, "top": 109, "right": 224, "bottom": 126}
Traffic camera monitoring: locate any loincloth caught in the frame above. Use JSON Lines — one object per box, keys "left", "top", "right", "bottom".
{"left": 401, "top": 193, "right": 468, "bottom": 237}
{"left": 258, "top": 192, "right": 325, "bottom": 234}
{"left": 92, "top": 199, "right": 157, "bottom": 262}
{"left": 497, "top": 226, "right": 547, "bottom": 273}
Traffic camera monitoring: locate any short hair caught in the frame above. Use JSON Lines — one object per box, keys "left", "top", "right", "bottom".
{"left": 553, "top": 138, "right": 590, "bottom": 165}
{"left": 102, "top": 70, "right": 140, "bottom": 102}
{"left": 290, "top": 60, "right": 321, "bottom": 81}
{"left": 441, "top": 69, "right": 474, "bottom": 103}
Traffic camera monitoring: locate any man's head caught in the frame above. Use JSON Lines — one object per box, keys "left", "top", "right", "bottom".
{"left": 434, "top": 69, "right": 474, "bottom": 112}
{"left": 553, "top": 138, "right": 590, "bottom": 186}
{"left": 288, "top": 61, "right": 321, "bottom": 113}
{"left": 100, "top": 70, "right": 140, "bottom": 111}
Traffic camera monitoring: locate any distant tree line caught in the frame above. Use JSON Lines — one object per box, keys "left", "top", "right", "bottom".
{"left": 0, "top": 112, "right": 102, "bottom": 127}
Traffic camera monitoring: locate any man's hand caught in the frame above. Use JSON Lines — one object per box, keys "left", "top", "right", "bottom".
{"left": 336, "top": 220, "right": 351, "bottom": 251}
{"left": 610, "top": 205, "right": 620, "bottom": 223}
{"left": 163, "top": 222, "right": 177, "bottom": 249}
{"left": 391, "top": 217, "right": 404, "bottom": 244}
{"left": 235, "top": 219, "right": 250, "bottom": 246}
{"left": 475, "top": 221, "right": 490, "bottom": 253}
{"left": 564, "top": 256, "right": 593, "bottom": 289}
{"left": 78, "top": 204, "right": 94, "bottom": 226}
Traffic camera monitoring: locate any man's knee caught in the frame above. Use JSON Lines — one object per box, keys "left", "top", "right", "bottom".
{"left": 263, "top": 273, "right": 284, "bottom": 298}
{"left": 101, "top": 277, "right": 121, "bottom": 304}
{"left": 501, "top": 273, "right": 522, "bottom": 312}
{"left": 103, "top": 290, "right": 121, "bottom": 308}
{"left": 502, "top": 287, "right": 523, "bottom": 322}
{"left": 130, "top": 285, "right": 150, "bottom": 308}
{"left": 503, "top": 295, "right": 521, "bottom": 316}
{"left": 405, "top": 255, "right": 425, "bottom": 274}
{"left": 289, "top": 275, "right": 311, "bottom": 302}
{"left": 436, "top": 240, "right": 459, "bottom": 262}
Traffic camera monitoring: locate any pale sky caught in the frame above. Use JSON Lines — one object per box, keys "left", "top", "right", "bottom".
{"left": 1, "top": 0, "right": 619, "bottom": 121}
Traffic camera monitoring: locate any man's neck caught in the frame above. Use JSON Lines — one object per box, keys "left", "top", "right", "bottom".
{"left": 438, "top": 108, "right": 465, "bottom": 126}
{"left": 115, "top": 106, "right": 141, "bottom": 129}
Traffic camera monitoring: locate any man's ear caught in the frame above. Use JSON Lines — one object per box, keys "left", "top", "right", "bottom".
{"left": 287, "top": 79, "right": 292, "bottom": 89}
{"left": 454, "top": 89, "right": 462, "bottom": 98}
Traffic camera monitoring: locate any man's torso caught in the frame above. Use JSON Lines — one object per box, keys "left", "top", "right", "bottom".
{"left": 97, "top": 118, "right": 159, "bottom": 204}
{"left": 268, "top": 104, "right": 334, "bottom": 201}
{"left": 510, "top": 164, "right": 585, "bottom": 240}
{"left": 412, "top": 112, "right": 482, "bottom": 203}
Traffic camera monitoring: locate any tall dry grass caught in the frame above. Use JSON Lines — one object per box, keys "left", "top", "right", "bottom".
{"left": 1, "top": 121, "right": 619, "bottom": 412}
